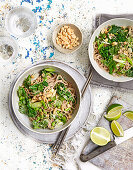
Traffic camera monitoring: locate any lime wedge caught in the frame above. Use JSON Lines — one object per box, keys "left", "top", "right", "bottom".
{"left": 107, "top": 104, "right": 123, "bottom": 114}
{"left": 90, "top": 127, "right": 111, "bottom": 146}
{"left": 123, "top": 111, "right": 133, "bottom": 121}
{"left": 104, "top": 110, "right": 121, "bottom": 121}
{"left": 111, "top": 120, "right": 124, "bottom": 137}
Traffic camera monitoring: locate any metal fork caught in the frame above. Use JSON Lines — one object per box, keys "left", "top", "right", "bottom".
{"left": 52, "top": 66, "right": 93, "bottom": 156}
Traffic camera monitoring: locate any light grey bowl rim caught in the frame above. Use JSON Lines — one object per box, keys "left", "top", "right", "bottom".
{"left": 10, "top": 60, "right": 81, "bottom": 135}
{"left": 52, "top": 23, "right": 83, "bottom": 54}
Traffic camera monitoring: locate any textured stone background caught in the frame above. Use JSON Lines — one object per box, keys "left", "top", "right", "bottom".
{"left": 0, "top": 0, "right": 133, "bottom": 169}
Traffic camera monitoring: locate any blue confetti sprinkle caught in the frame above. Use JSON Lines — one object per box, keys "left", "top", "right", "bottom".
{"left": 33, "top": 39, "right": 40, "bottom": 50}
{"left": 49, "top": 19, "right": 53, "bottom": 24}
{"left": 31, "top": 57, "right": 34, "bottom": 64}
{"left": 32, "top": 6, "right": 42, "bottom": 13}
{"left": 62, "top": 4, "right": 64, "bottom": 9}
{"left": 47, "top": 0, "right": 52, "bottom": 10}
{"left": 20, "top": 0, "right": 33, "bottom": 5}
{"left": 41, "top": 47, "right": 48, "bottom": 52}
{"left": 43, "top": 159, "right": 47, "bottom": 164}
{"left": 43, "top": 55, "right": 46, "bottom": 59}
{"left": 25, "top": 50, "right": 30, "bottom": 59}
{"left": 49, "top": 52, "right": 54, "bottom": 58}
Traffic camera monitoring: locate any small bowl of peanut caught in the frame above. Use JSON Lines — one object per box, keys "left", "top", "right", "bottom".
{"left": 53, "top": 23, "right": 82, "bottom": 53}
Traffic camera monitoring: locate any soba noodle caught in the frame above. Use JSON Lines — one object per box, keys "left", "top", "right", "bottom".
{"left": 17, "top": 68, "right": 76, "bottom": 129}
{"left": 93, "top": 25, "right": 133, "bottom": 76}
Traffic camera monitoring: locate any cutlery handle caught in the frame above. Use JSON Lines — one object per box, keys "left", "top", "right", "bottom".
{"left": 52, "top": 126, "right": 70, "bottom": 155}
{"left": 80, "top": 141, "right": 116, "bottom": 162}
{"left": 81, "top": 66, "right": 93, "bottom": 98}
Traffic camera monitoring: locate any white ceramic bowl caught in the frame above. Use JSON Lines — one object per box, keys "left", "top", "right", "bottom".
{"left": 11, "top": 63, "right": 81, "bottom": 134}
{"left": 53, "top": 23, "right": 82, "bottom": 54}
{"left": 89, "top": 18, "right": 133, "bottom": 82}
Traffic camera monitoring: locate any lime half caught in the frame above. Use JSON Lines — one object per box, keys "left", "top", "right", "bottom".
{"left": 90, "top": 127, "right": 111, "bottom": 146}
{"left": 111, "top": 120, "right": 124, "bottom": 137}
{"left": 107, "top": 104, "right": 123, "bottom": 114}
{"left": 123, "top": 111, "right": 133, "bottom": 121}
{"left": 104, "top": 110, "right": 121, "bottom": 121}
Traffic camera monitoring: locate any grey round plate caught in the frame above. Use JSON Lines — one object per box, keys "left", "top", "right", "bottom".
{"left": 9, "top": 60, "right": 92, "bottom": 144}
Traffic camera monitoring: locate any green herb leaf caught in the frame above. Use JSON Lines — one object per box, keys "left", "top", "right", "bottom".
{"left": 30, "top": 102, "right": 42, "bottom": 109}
{"left": 29, "top": 81, "right": 48, "bottom": 92}
{"left": 126, "top": 68, "right": 133, "bottom": 77}
{"left": 45, "top": 68, "right": 55, "bottom": 72}
{"left": 126, "top": 57, "right": 133, "bottom": 65}
{"left": 23, "top": 75, "right": 31, "bottom": 88}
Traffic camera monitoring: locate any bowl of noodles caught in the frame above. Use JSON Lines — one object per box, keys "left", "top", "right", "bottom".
{"left": 11, "top": 63, "right": 80, "bottom": 134}
{"left": 89, "top": 18, "right": 133, "bottom": 82}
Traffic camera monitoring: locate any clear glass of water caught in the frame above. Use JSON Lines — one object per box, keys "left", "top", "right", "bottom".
{"left": 0, "top": 36, "right": 18, "bottom": 62}
{"left": 5, "top": 6, "right": 37, "bottom": 38}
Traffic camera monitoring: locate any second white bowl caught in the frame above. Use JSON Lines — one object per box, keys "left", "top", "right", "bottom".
{"left": 89, "top": 18, "right": 133, "bottom": 82}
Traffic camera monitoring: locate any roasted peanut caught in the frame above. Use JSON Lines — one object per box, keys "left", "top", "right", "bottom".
{"left": 56, "top": 25, "right": 80, "bottom": 50}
